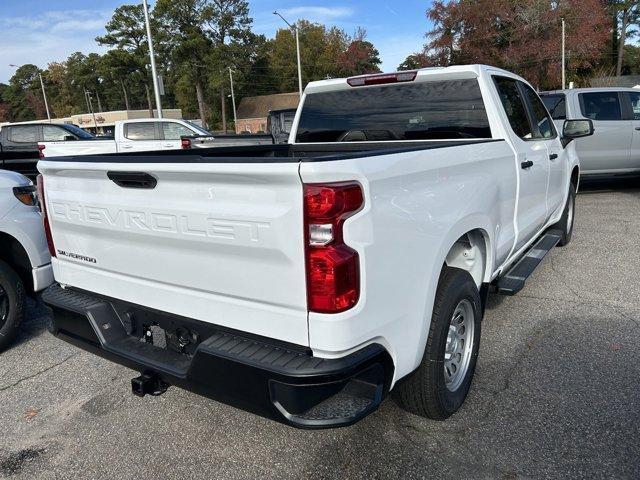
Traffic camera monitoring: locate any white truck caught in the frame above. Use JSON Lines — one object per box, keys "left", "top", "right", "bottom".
{"left": 0, "top": 171, "right": 53, "bottom": 352}
{"left": 38, "top": 65, "right": 593, "bottom": 428}
{"left": 38, "top": 118, "right": 211, "bottom": 158}
{"left": 541, "top": 88, "right": 640, "bottom": 177}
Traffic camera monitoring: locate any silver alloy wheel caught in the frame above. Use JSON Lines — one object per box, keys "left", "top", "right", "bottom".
{"left": 444, "top": 299, "right": 475, "bottom": 392}
{"left": 566, "top": 195, "right": 574, "bottom": 234}
{"left": 0, "top": 285, "right": 7, "bottom": 329}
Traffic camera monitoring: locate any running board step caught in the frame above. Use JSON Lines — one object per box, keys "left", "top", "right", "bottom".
{"left": 496, "top": 230, "right": 563, "bottom": 295}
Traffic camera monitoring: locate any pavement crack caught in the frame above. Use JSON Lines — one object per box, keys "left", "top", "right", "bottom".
{"left": 0, "top": 354, "right": 78, "bottom": 392}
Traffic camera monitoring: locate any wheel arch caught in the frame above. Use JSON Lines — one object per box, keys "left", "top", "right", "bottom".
{"left": 0, "top": 231, "right": 33, "bottom": 293}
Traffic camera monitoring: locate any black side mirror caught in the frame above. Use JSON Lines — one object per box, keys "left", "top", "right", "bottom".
{"left": 63, "top": 135, "right": 77, "bottom": 141}
{"left": 563, "top": 119, "right": 594, "bottom": 139}
{"left": 561, "top": 119, "right": 594, "bottom": 147}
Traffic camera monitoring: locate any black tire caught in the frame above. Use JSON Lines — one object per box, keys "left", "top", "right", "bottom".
{"left": 0, "top": 260, "right": 25, "bottom": 353}
{"left": 395, "top": 267, "right": 482, "bottom": 420}
{"left": 554, "top": 185, "right": 576, "bottom": 247}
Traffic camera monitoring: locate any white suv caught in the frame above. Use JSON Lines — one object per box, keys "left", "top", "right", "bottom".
{"left": 0, "top": 170, "right": 52, "bottom": 352}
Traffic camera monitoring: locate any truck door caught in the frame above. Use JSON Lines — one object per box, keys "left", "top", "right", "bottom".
{"left": 119, "top": 122, "right": 163, "bottom": 152}
{"left": 574, "top": 91, "right": 631, "bottom": 174}
{"left": 520, "top": 84, "right": 566, "bottom": 219}
{"left": 622, "top": 91, "right": 640, "bottom": 174}
{"left": 493, "top": 77, "right": 550, "bottom": 251}
{"left": 1, "top": 125, "right": 41, "bottom": 178}
{"left": 160, "top": 121, "right": 198, "bottom": 150}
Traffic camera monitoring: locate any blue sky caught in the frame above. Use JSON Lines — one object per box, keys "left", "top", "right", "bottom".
{"left": 0, "top": 0, "right": 433, "bottom": 84}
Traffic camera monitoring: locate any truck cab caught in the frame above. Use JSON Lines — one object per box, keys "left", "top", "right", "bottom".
{"left": 541, "top": 88, "right": 640, "bottom": 177}
{"left": 0, "top": 122, "right": 93, "bottom": 178}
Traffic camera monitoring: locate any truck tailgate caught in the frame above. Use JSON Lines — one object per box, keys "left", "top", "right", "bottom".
{"left": 38, "top": 160, "right": 309, "bottom": 346}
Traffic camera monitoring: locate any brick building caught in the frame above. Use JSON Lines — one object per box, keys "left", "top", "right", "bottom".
{"left": 235, "top": 92, "right": 299, "bottom": 134}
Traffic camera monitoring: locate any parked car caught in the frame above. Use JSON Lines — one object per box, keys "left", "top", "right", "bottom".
{"left": 38, "top": 65, "right": 592, "bottom": 428}
{"left": 181, "top": 109, "right": 296, "bottom": 149}
{"left": 38, "top": 118, "right": 211, "bottom": 158}
{"left": 0, "top": 171, "right": 53, "bottom": 352}
{"left": 540, "top": 88, "right": 640, "bottom": 177}
{"left": 0, "top": 122, "right": 95, "bottom": 179}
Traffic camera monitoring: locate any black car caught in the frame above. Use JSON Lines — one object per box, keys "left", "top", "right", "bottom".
{"left": 0, "top": 122, "right": 94, "bottom": 179}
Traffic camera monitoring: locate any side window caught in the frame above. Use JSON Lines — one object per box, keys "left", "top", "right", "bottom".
{"left": 8, "top": 125, "right": 38, "bottom": 143}
{"left": 162, "top": 122, "right": 194, "bottom": 140}
{"left": 541, "top": 94, "right": 566, "bottom": 120}
{"left": 43, "top": 125, "right": 76, "bottom": 141}
{"left": 580, "top": 92, "right": 622, "bottom": 121}
{"left": 521, "top": 84, "right": 556, "bottom": 138}
{"left": 493, "top": 77, "right": 534, "bottom": 139}
{"left": 627, "top": 92, "right": 640, "bottom": 120}
{"left": 125, "top": 122, "right": 157, "bottom": 140}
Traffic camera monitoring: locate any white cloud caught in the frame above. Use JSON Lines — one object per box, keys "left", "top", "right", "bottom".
{"left": 0, "top": 9, "right": 111, "bottom": 83}
{"left": 278, "top": 6, "right": 354, "bottom": 21}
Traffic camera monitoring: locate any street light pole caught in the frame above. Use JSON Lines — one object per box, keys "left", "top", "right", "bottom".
{"left": 228, "top": 67, "right": 237, "bottom": 129}
{"left": 38, "top": 73, "right": 51, "bottom": 122}
{"left": 84, "top": 90, "right": 97, "bottom": 130}
{"left": 561, "top": 18, "right": 566, "bottom": 90}
{"left": 273, "top": 11, "right": 303, "bottom": 97}
{"left": 143, "top": 0, "right": 163, "bottom": 118}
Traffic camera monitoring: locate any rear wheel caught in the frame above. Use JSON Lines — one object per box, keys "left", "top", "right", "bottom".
{"left": 0, "top": 260, "right": 25, "bottom": 353}
{"left": 395, "top": 267, "right": 482, "bottom": 419}
{"left": 554, "top": 185, "right": 576, "bottom": 247}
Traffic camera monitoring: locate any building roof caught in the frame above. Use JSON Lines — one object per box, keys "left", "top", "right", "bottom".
{"left": 236, "top": 92, "right": 299, "bottom": 120}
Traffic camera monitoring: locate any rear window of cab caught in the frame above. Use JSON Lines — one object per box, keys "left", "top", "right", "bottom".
{"left": 296, "top": 79, "right": 492, "bottom": 143}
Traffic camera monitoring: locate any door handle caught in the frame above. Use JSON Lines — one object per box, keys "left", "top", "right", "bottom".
{"left": 635, "top": 127, "right": 640, "bottom": 131}
{"left": 521, "top": 160, "right": 534, "bottom": 169}
{"left": 549, "top": 153, "right": 558, "bottom": 160}
{"left": 107, "top": 171, "right": 157, "bottom": 189}
{"left": 121, "top": 144, "right": 133, "bottom": 149}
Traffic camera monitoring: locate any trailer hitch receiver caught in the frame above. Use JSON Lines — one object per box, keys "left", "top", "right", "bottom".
{"left": 131, "top": 372, "right": 169, "bottom": 398}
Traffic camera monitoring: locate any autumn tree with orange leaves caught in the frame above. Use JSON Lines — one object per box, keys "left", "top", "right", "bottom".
{"left": 404, "top": 0, "right": 611, "bottom": 89}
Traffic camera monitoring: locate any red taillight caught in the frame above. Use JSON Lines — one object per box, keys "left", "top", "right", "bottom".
{"left": 36, "top": 174, "right": 56, "bottom": 257}
{"left": 38, "top": 144, "right": 45, "bottom": 158}
{"left": 181, "top": 138, "right": 191, "bottom": 149}
{"left": 304, "top": 182, "right": 363, "bottom": 313}
{"left": 347, "top": 70, "right": 417, "bottom": 87}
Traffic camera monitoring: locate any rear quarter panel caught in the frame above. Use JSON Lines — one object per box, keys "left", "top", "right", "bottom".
{"left": 300, "top": 141, "right": 517, "bottom": 382}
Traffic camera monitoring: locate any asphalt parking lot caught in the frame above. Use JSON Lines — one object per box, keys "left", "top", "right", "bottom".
{"left": 1, "top": 178, "right": 639, "bottom": 480}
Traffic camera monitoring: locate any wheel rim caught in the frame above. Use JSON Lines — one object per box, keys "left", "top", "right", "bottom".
{"left": 0, "top": 285, "right": 8, "bottom": 330}
{"left": 566, "top": 195, "right": 574, "bottom": 235}
{"left": 444, "top": 299, "right": 475, "bottom": 392}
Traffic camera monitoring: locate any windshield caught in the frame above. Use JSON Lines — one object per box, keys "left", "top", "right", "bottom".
{"left": 182, "top": 120, "right": 211, "bottom": 136}
{"left": 296, "top": 79, "right": 492, "bottom": 143}
{"left": 540, "top": 94, "right": 566, "bottom": 120}
{"left": 62, "top": 124, "right": 95, "bottom": 139}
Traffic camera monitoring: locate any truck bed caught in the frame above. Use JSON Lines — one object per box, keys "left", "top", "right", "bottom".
{"left": 43, "top": 139, "right": 503, "bottom": 163}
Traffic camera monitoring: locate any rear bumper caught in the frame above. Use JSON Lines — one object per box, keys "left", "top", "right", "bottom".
{"left": 42, "top": 283, "right": 393, "bottom": 429}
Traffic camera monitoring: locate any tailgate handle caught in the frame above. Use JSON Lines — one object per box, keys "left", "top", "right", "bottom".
{"left": 107, "top": 171, "right": 157, "bottom": 189}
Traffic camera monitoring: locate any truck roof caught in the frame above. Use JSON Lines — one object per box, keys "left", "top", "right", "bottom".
{"left": 542, "top": 87, "right": 640, "bottom": 95}
{"left": 304, "top": 64, "right": 525, "bottom": 95}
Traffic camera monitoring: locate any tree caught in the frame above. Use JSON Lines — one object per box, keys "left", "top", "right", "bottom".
{"left": 398, "top": 53, "right": 431, "bottom": 71}
{"left": 96, "top": 4, "right": 160, "bottom": 116}
{"left": 422, "top": 0, "right": 610, "bottom": 89}
{"left": 609, "top": 1, "right": 640, "bottom": 75}
{"left": 337, "top": 29, "right": 382, "bottom": 76}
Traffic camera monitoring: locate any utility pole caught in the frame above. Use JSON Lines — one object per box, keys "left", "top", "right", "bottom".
{"left": 84, "top": 90, "right": 97, "bottom": 131}
{"left": 229, "top": 67, "right": 237, "bottom": 130}
{"left": 38, "top": 73, "right": 51, "bottom": 122}
{"left": 561, "top": 18, "right": 566, "bottom": 90}
{"left": 274, "top": 11, "right": 303, "bottom": 97}
{"left": 143, "top": 0, "right": 163, "bottom": 118}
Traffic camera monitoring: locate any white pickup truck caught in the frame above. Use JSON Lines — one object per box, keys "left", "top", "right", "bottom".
{"left": 38, "top": 118, "right": 211, "bottom": 158}
{"left": 38, "top": 65, "right": 593, "bottom": 428}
